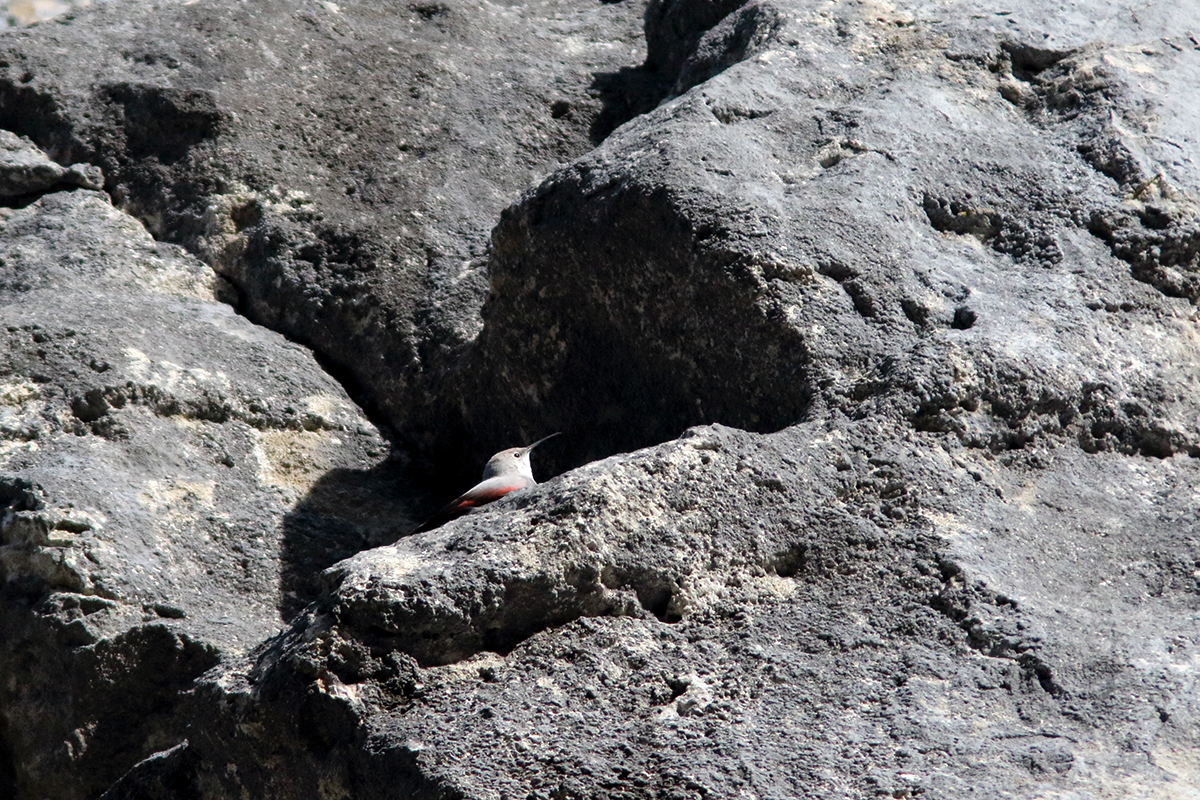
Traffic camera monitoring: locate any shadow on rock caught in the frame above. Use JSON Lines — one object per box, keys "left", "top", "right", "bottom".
{"left": 588, "top": 66, "right": 671, "bottom": 144}
{"left": 279, "top": 458, "right": 419, "bottom": 621}
{"left": 0, "top": 724, "right": 15, "bottom": 800}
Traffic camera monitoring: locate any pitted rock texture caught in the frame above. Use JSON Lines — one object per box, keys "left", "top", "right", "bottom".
{"left": 0, "top": 186, "right": 399, "bottom": 799}
{"left": 447, "top": 2, "right": 1200, "bottom": 471}
{"left": 185, "top": 421, "right": 1199, "bottom": 799}
{"left": 1, "top": 0, "right": 1199, "bottom": 798}
{"left": 0, "top": 0, "right": 654, "bottom": 482}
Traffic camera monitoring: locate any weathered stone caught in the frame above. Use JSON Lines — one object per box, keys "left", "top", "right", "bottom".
{"left": 0, "top": 129, "right": 101, "bottom": 196}
{"left": 0, "top": 187, "right": 396, "bottom": 799}
{"left": 0, "top": 0, "right": 653, "bottom": 480}
{"left": 441, "top": 0, "right": 1200, "bottom": 473}
{"left": 1, "top": 0, "right": 1199, "bottom": 798}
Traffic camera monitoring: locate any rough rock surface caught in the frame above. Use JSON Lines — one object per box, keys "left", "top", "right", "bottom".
{"left": 0, "top": 146, "right": 399, "bottom": 798}
{"left": 0, "top": 0, "right": 654, "bottom": 478}
{"left": 1, "top": 0, "right": 1199, "bottom": 798}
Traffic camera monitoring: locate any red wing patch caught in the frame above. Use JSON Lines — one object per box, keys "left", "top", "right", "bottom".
{"left": 459, "top": 484, "right": 520, "bottom": 505}
{"left": 413, "top": 481, "right": 524, "bottom": 533}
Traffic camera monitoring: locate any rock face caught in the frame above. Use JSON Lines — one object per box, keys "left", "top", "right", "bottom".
{"left": 0, "top": 0, "right": 654, "bottom": 479}
{"left": 0, "top": 136, "right": 400, "bottom": 798}
{"left": 1, "top": 0, "right": 1199, "bottom": 799}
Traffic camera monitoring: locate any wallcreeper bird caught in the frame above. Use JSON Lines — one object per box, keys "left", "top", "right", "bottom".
{"left": 415, "top": 433, "right": 559, "bottom": 532}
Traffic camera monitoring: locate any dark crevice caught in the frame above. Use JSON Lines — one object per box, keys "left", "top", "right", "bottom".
{"left": 644, "top": 0, "right": 752, "bottom": 77}
{"left": 0, "top": 79, "right": 77, "bottom": 161}
{"left": 100, "top": 83, "right": 225, "bottom": 164}
{"left": 1001, "top": 42, "right": 1070, "bottom": 83}
{"left": 1137, "top": 205, "right": 1173, "bottom": 231}
{"left": 308, "top": 347, "right": 396, "bottom": 443}
{"left": 818, "top": 260, "right": 876, "bottom": 319}
{"left": 766, "top": 544, "right": 806, "bottom": 578}
{"left": 0, "top": 182, "right": 93, "bottom": 209}
{"left": 0, "top": 720, "right": 15, "bottom": 800}
{"left": 816, "top": 259, "right": 854, "bottom": 282}
{"left": 457, "top": 176, "right": 814, "bottom": 485}
{"left": 634, "top": 581, "right": 681, "bottom": 623}
{"left": 589, "top": 67, "right": 673, "bottom": 144}
{"left": 951, "top": 306, "right": 977, "bottom": 329}
{"left": 1023, "top": 657, "right": 1066, "bottom": 698}
{"left": 1086, "top": 208, "right": 1200, "bottom": 302}
{"left": 409, "top": 2, "right": 450, "bottom": 21}
{"left": 592, "top": 0, "right": 785, "bottom": 142}
{"left": 664, "top": 675, "right": 690, "bottom": 701}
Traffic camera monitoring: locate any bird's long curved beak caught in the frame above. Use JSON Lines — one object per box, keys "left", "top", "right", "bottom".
{"left": 522, "top": 432, "right": 561, "bottom": 453}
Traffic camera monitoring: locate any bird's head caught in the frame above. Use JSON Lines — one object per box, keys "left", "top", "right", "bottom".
{"left": 480, "top": 433, "right": 560, "bottom": 480}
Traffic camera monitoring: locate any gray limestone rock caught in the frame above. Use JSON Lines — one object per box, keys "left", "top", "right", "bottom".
{"left": 0, "top": 187, "right": 398, "bottom": 799}
{"left": 0, "top": 0, "right": 655, "bottom": 479}
{"left": 0, "top": 129, "right": 101, "bottom": 196}
{"left": 448, "top": 1, "right": 1200, "bottom": 470}
{"left": 1, "top": 0, "right": 1199, "bottom": 798}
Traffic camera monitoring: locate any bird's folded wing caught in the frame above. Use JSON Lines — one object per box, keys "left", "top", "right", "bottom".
{"left": 413, "top": 475, "right": 533, "bottom": 533}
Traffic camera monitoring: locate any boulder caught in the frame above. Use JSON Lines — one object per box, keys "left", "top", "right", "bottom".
{"left": 1, "top": 0, "right": 1198, "bottom": 798}
{"left": 0, "top": 172, "right": 395, "bottom": 799}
